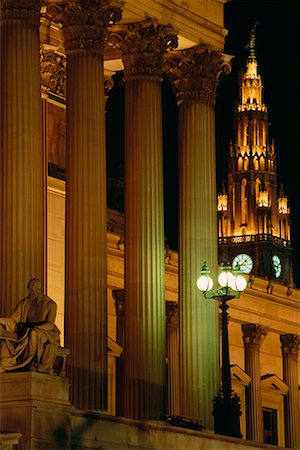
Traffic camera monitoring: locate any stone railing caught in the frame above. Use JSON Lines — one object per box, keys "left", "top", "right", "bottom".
{"left": 219, "top": 234, "right": 291, "bottom": 248}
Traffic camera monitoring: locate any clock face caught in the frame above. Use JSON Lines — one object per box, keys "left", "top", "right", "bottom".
{"left": 232, "top": 253, "right": 253, "bottom": 274}
{"left": 272, "top": 255, "right": 282, "bottom": 278}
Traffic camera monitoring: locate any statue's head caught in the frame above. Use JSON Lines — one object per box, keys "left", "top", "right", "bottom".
{"left": 27, "top": 278, "right": 42, "bottom": 297}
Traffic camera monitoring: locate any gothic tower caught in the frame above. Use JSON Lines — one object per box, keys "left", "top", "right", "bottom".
{"left": 218, "top": 25, "right": 293, "bottom": 284}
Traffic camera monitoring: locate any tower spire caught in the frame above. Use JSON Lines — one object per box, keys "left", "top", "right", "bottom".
{"left": 248, "top": 22, "right": 258, "bottom": 59}
{"left": 218, "top": 23, "right": 292, "bottom": 283}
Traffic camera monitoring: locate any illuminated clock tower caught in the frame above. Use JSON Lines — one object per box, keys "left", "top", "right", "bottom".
{"left": 218, "top": 25, "right": 293, "bottom": 284}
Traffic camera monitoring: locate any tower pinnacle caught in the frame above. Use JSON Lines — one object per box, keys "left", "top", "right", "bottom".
{"left": 248, "top": 22, "right": 258, "bottom": 59}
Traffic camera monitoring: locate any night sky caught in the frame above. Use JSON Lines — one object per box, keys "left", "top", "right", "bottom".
{"left": 106, "top": 0, "right": 300, "bottom": 287}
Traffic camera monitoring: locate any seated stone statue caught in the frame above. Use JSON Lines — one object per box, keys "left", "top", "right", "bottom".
{"left": 0, "top": 278, "right": 60, "bottom": 374}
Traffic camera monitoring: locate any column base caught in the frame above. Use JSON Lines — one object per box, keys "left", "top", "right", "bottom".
{"left": 0, "top": 371, "right": 72, "bottom": 449}
{"left": 213, "top": 393, "right": 242, "bottom": 439}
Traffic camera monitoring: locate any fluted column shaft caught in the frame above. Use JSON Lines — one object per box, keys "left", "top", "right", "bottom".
{"left": 46, "top": 1, "right": 122, "bottom": 411}
{"left": 179, "top": 99, "right": 218, "bottom": 428}
{"left": 0, "top": 1, "right": 44, "bottom": 313}
{"left": 165, "top": 46, "right": 231, "bottom": 430}
{"left": 166, "top": 301, "right": 180, "bottom": 416}
{"left": 242, "top": 323, "right": 268, "bottom": 442}
{"left": 113, "top": 289, "right": 125, "bottom": 416}
{"left": 110, "top": 19, "right": 177, "bottom": 419}
{"left": 124, "top": 73, "right": 165, "bottom": 420}
{"left": 66, "top": 50, "right": 107, "bottom": 410}
{"left": 280, "top": 334, "right": 300, "bottom": 449}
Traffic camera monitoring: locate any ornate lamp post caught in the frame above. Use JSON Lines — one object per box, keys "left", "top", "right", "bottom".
{"left": 197, "top": 263, "right": 247, "bottom": 438}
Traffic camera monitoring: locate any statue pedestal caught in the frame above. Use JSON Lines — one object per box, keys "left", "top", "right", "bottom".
{"left": 0, "top": 372, "right": 72, "bottom": 449}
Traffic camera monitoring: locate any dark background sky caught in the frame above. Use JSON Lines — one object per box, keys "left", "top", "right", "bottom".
{"left": 107, "top": 0, "right": 300, "bottom": 287}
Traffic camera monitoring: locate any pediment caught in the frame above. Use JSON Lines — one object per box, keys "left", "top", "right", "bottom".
{"left": 230, "top": 365, "right": 251, "bottom": 386}
{"left": 261, "top": 374, "right": 289, "bottom": 395}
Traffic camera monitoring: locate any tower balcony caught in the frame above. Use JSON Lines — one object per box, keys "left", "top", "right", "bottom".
{"left": 218, "top": 234, "right": 291, "bottom": 248}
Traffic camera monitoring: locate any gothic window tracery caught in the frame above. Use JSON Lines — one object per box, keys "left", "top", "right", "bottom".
{"left": 255, "top": 178, "right": 261, "bottom": 204}
{"left": 238, "top": 156, "right": 243, "bottom": 171}
{"left": 241, "top": 178, "right": 248, "bottom": 224}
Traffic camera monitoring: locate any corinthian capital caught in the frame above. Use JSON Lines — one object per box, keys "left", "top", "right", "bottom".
{"left": 112, "top": 289, "right": 125, "bottom": 316}
{"left": 242, "top": 323, "right": 269, "bottom": 348}
{"left": 166, "top": 301, "right": 179, "bottom": 328}
{"left": 280, "top": 334, "right": 300, "bottom": 360}
{"left": 40, "top": 47, "right": 66, "bottom": 97}
{"left": 108, "top": 18, "right": 178, "bottom": 78}
{"left": 163, "top": 45, "right": 232, "bottom": 105}
{"left": 0, "top": 0, "right": 41, "bottom": 26}
{"left": 46, "top": 0, "right": 122, "bottom": 52}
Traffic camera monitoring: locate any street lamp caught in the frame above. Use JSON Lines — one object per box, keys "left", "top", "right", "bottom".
{"left": 197, "top": 262, "right": 247, "bottom": 438}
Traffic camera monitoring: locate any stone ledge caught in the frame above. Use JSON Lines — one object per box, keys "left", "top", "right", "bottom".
{"left": 0, "top": 372, "right": 70, "bottom": 404}
{"left": 71, "top": 411, "right": 289, "bottom": 450}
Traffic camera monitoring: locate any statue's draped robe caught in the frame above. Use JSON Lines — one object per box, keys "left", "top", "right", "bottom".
{"left": 0, "top": 297, "right": 60, "bottom": 371}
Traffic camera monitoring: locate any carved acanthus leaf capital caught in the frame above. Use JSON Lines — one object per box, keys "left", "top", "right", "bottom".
{"left": 112, "top": 289, "right": 125, "bottom": 316}
{"left": 0, "top": 0, "right": 41, "bottom": 26}
{"left": 46, "top": 0, "right": 122, "bottom": 53}
{"left": 163, "top": 45, "right": 232, "bottom": 105}
{"left": 104, "top": 73, "right": 114, "bottom": 93}
{"left": 242, "top": 323, "right": 269, "bottom": 348}
{"left": 107, "top": 18, "right": 178, "bottom": 78}
{"left": 166, "top": 301, "right": 179, "bottom": 328}
{"left": 280, "top": 334, "right": 300, "bottom": 360}
{"left": 40, "top": 47, "right": 66, "bottom": 98}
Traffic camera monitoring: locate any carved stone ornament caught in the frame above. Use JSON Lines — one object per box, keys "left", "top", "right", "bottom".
{"left": 166, "top": 301, "right": 179, "bottom": 328}
{"left": 107, "top": 18, "right": 178, "bottom": 78}
{"left": 45, "top": 0, "right": 122, "bottom": 52}
{"left": 242, "top": 323, "right": 269, "bottom": 348}
{"left": 112, "top": 289, "right": 125, "bottom": 316}
{"left": 40, "top": 48, "right": 66, "bottom": 97}
{"left": 0, "top": 0, "right": 41, "bottom": 26}
{"left": 104, "top": 74, "right": 114, "bottom": 93}
{"left": 0, "top": 278, "right": 60, "bottom": 375}
{"left": 163, "top": 45, "right": 232, "bottom": 105}
{"left": 280, "top": 334, "right": 300, "bottom": 360}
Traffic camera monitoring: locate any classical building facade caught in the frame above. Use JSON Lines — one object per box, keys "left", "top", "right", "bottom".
{"left": 0, "top": 1, "right": 299, "bottom": 449}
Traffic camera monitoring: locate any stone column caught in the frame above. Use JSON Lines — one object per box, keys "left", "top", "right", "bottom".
{"left": 164, "top": 46, "right": 231, "bottom": 430}
{"left": 280, "top": 334, "right": 300, "bottom": 449}
{"left": 46, "top": 1, "right": 122, "bottom": 411}
{"left": 242, "top": 323, "right": 269, "bottom": 442}
{"left": 109, "top": 19, "right": 177, "bottom": 419}
{"left": 113, "top": 289, "right": 125, "bottom": 416}
{"left": 0, "top": 0, "right": 44, "bottom": 314}
{"left": 166, "top": 301, "right": 180, "bottom": 416}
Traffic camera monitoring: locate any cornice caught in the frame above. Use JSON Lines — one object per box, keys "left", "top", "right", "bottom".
{"left": 123, "top": 0, "right": 227, "bottom": 51}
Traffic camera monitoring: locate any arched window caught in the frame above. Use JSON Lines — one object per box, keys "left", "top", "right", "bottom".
{"left": 238, "top": 157, "right": 243, "bottom": 171}
{"left": 259, "top": 157, "right": 265, "bottom": 171}
{"left": 255, "top": 178, "right": 261, "bottom": 202}
{"left": 241, "top": 178, "right": 248, "bottom": 224}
